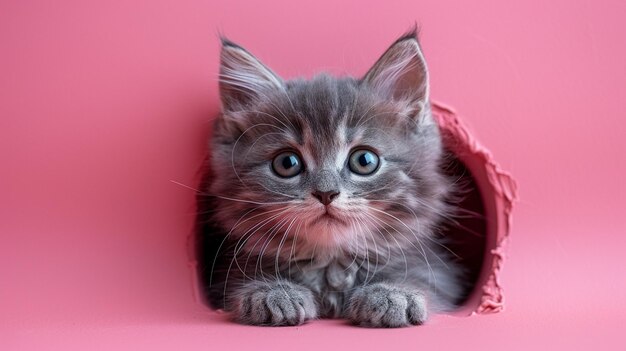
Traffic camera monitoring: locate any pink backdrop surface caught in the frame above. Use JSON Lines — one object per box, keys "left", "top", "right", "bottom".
{"left": 2, "top": 0, "right": 625, "bottom": 350}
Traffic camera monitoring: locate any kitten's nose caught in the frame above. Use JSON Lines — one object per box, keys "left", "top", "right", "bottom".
{"left": 312, "top": 190, "right": 340, "bottom": 206}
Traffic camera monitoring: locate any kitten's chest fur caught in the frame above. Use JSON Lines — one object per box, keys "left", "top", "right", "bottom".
{"left": 287, "top": 256, "right": 363, "bottom": 317}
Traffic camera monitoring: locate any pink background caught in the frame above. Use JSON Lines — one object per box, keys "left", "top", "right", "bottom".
{"left": 2, "top": 0, "right": 625, "bottom": 350}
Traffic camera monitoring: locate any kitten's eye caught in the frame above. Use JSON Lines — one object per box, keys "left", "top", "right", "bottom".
{"left": 348, "top": 149, "right": 380, "bottom": 175}
{"left": 272, "top": 151, "right": 303, "bottom": 178}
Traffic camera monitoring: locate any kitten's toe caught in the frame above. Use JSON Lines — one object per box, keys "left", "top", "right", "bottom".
{"left": 346, "top": 283, "right": 427, "bottom": 328}
{"left": 232, "top": 281, "right": 317, "bottom": 326}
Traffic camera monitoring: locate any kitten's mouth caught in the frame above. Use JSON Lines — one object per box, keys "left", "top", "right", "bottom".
{"left": 314, "top": 207, "right": 346, "bottom": 225}
{"left": 322, "top": 211, "right": 339, "bottom": 220}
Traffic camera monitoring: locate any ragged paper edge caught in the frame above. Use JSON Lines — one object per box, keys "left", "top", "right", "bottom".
{"left": 432, "top": 101, "right": 518, "bottom": 314}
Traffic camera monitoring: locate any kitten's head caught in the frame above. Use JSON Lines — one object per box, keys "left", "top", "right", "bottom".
{"left": 208, "top": 31, "right": 450, "bottom": 260}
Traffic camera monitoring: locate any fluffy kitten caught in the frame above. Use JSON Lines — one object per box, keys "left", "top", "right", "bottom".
{"left": 196, "top": 30, "right": 464, "bottom": 328}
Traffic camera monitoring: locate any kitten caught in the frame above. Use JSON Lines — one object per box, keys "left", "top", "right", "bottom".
{"left": 196, "top": 30, "right": 464, "bottom": 328}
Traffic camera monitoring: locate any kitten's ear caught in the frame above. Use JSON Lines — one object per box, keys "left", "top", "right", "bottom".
{"left": 219, "top": 38, "right": 284, "bottom": 110}
{"left": 362, "top": 31, "right": 429, "bottom": 110}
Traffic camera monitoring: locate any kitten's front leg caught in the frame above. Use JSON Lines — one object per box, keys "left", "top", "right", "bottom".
{"left": 229, "top": 280, "right": 318, "bottom": 326}
{"left": 345, "top": 283, "right": 428, "bottom": 328}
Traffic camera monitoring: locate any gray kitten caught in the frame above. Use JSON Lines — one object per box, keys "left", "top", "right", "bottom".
{"left": 196, "top": 30, "right": 464, "bottom": 328}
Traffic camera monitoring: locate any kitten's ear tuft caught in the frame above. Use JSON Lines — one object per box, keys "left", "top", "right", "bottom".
{"left": 220, "top": 36, "right": 241, "bottom": 49}
{"left": 393, "top": 25, "right": 420, "bottom": 44}
{"left": 362, "top": 30, "right": 429, "bottom": 109}
{"left": 219, "top": 38, "right": 284, "bottom": 110}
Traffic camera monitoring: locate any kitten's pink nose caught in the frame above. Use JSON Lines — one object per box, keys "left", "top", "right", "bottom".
{"left": 312, "top": 190, "right": 340, "bottom": 206}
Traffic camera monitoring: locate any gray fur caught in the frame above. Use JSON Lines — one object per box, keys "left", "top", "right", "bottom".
{"left": 346, "top": 283, "right": 427, "bottom": 327}
{"left": 202, "top": 30, "right": 464, "bottom": 327}
{"left": 230, "top": 280, "right": 318, "bottom": 326}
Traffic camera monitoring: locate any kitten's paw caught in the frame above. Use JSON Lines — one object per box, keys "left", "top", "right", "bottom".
{"left": 231, "top": 281, "right": 318, "bottom": 326}
{"left": 346, "top": 283, "right": 428, "bottom": 328}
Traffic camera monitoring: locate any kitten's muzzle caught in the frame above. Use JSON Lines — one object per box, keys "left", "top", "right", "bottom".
{"left": 311, "top": 190, "right": 340, "bottom": 206}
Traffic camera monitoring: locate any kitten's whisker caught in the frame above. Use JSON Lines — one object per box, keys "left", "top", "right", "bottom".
{"left": 308, "top": 231, "right": 320, "bottom": 266}
{"left": 364, "top": 216, "right": 407, "bottom": 285}
{"left": 362, "top": 208, "right": 422, "bottom": 253}
{"left": 253, "top": 215, "right": 292, "bottom": 282}
{"left": 273, "top": 217, "right": 298, "bottom": 298}
{"left": 275, "top": 89, "right": 299, "bottom": 131}
{"left": 246, "top": 110, "right": 292, "bottom": 132}
{"left": 208, "top": 206, "right": 262, "bottom": 286}
{"left": 354, "top": 179, "right": 406, "bottom": 197}
{"left": 360, "top": 215, "right": 394, "bottom": 285}
{"left": 352, "top": 217, "right": 373, "bottom": 285}
{"left": 452, "top": 207, "right": 485, "bottom": 220}
{"left": 356, "top": 216, "right": 385, "bottom": 285}
{"left": 212, "top": 206, "right": 291, "bottom": 284}
{"left": 223, "top": 207, "right": 292, "bottom": 296}
{"left": 356, "top": 110, "right": 405, "bottom": 130}
{"left": 253, "top": 183, "right": 300, "bottom": 199}
{"left": 364, "top": 205, "right": 438, "bottom": 286}
{"left": 210, "top": 206, "right": 289, "bottom": 289}
{"left": 348, "top": 88, "right": 360, "bottom": 123}
{"left": 348, "top": 217, "right": 369, "bottom": 283}
{"left": 391, "top": 195, "right": 486, "bottom": 239}
{"left": 353, "top": 100, "right": 378, "bottom": 129}
{"left": 169, "top": 180, "right": 205, "bottom": 194}
{"left": 238, "top": 211, "right": 291, "bottom": 279}
{"left": 251, "top": 106, "right": 298, "bottom": 135}
{"left": 365, "top": 198, "right": 463, "bottom": 258}
{"left": 369, "top": 208, "right": 450, "bottom": 269}
{"left": 210, "top": 195, "right": 295, "bottom": 206}
{"left": 287, "top": 220, "right": 303, "bottom": 277}
{"left": 274, "top": 216, "right": 297, "bottom": 279}
{"left": 368, "top": 196, "right": 455, "bottom": 226}
{"left": 243, "top": 131, "right": 288, "bottom": 160}
{"left": 348, "top": 218, "right": 369, "bottom": 273}
{"left": 343, "top": 221, "right": 362, "bottom": 274}
{"left": 230, "top": 122, "right": 286, "bottom": 187}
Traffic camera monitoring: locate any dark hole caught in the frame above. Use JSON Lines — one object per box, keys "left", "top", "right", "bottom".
{"left": 440, "top": 150, "right": 488, "bottom": 307}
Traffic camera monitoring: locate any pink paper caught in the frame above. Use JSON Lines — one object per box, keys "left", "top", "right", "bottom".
{"left": 431, "top": 102, "right": 518, "bottom": 314}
